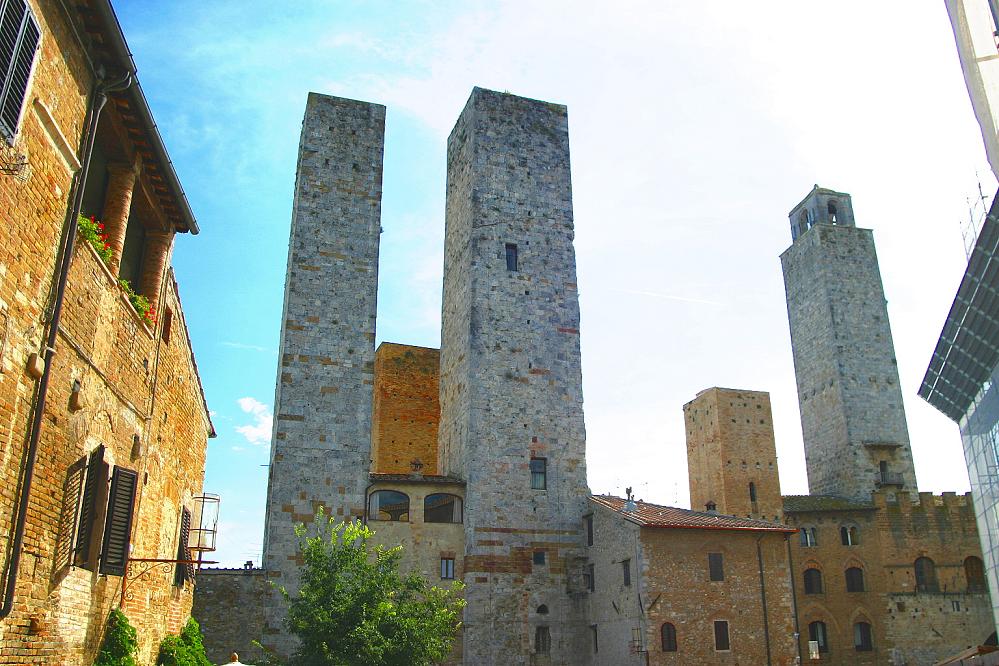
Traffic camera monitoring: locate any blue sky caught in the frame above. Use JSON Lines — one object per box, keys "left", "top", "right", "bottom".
{"left": 116, "top": 1, "right": 994, "bottom": 567}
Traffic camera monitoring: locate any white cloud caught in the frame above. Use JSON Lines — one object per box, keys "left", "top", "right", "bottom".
{"left": 222, "top": 341, "right": 273, "bottom": 353}
{"left": 235, "top": 397, "right": 273, "bottom": 446}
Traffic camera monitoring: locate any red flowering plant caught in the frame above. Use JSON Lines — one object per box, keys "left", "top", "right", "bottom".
{"left": 77, "top": 214, "right": 113, "bottom": 264}
{"left": 118, "top": 278, "right": 157, "bottom": 327}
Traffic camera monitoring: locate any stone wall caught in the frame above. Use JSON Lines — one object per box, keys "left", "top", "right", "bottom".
{"left": 0, "top": 1, "right": 212, "bottom": 662}
{"left": 193, "top": 569, "right": 278, "bottom": 665}
{"left": 685, "top": 388, "right": 784, "bottom": 521}
{"left": 439, "top": 87, "right": 591, "bottom": 665}
{"left": 781, "top": 188, "right": 917, "bottom": 502}
{"left": 371, "top": 343, "right": 440, "bottom": 474}
{"left": 258, "top": 93, "right": 385, "bottom": 656}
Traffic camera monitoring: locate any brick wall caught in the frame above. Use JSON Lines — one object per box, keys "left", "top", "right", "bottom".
{"left": 371, "top": 343, "right": 440, "bottom": 474}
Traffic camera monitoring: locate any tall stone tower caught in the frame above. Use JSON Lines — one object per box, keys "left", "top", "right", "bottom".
{"left": 261, "top": 93, "right": 385, "bottom": 571}
{"left": 684, "top": 387, "right": 783, "bottom": 521}
{"left": 780, "top": 186, "right": 916, "bottom": 502}
{"left": 439, "top": 88, "right": 590, "bottom": 665}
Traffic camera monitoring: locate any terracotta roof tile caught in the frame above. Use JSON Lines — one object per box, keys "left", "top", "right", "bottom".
{"left": 590, "top": 495, "right": 795, "bottom": 533}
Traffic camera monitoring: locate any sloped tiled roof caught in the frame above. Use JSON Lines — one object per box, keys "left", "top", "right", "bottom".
{"left": 782, "top": 495, "right": 875, "bottom": 513}
{"left": 590, "top": 496, "right": 795, "bottom": 533}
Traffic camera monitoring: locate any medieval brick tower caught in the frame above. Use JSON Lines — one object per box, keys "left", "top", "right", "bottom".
{"left": 261, "top": 93, "right": 384, "bottom": 578}
{"left": 439, "top": 88, "right": 591, "bottom": 664}
{"left": 684, "top": 387, "right": 783, "bottom": 521}
{"left": 780, "top": 186, "right": 917, "bottom": 501}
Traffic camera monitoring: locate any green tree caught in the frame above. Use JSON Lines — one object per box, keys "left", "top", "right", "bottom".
{"left": 275, "top": 514, "right": 465, "bottom": 666}
{"left": 94, "top": 608, "right": 138, "bottom": 666}
{"left": 156, "top": 617, "right": 212, "bottom": 666}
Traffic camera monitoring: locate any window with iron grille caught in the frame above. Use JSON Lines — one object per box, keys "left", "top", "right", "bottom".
{"left": 99, "top": 466, "right": 138, "bottom": 576}
{"left": 530, "top": 457, "right": 546, "bottom": 490}
{"left": 708, "top": 552, "right": 724, "bottom": 581}
{"left": 622, "top": 559, "right": 631, "bottom": 587}
{"left": 0, "top": 0, "right": 40, "bottom": 142}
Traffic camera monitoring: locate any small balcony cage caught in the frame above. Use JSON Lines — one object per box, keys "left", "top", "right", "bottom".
{"left": 189, "top": 493, "right": 220, "bottom": 552}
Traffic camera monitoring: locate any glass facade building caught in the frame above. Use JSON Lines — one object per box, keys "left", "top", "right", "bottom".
{"left": 921, "top": 194, "right": 999, "bottom": 627}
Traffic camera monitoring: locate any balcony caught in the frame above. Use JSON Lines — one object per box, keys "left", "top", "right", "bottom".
{"left": 875, "top": 472, "right": 905, "bottom": 487}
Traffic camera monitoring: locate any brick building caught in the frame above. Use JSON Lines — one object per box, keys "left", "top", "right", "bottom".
{"left": 0, "top": 0, "right": 213, "bottom": 663}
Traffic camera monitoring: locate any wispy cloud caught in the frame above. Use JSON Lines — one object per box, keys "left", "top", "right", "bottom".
{"left": 235, "top": 397, "right": 273, "bottom": 446}
{"left": 222, "top": 341, "right": 273, "bottom": 353}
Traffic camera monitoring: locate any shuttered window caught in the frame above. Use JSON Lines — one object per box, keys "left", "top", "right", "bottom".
{"left": 74, "top": 446, "right": 106, "bottom": 568}
{"left": 174, "top": 507, "right": 193, "bottom": 586}
{"left": 98, "top": 466, "right": 137, "bottom": 576}
{"left": 0, "top": 0, "right": 40, "bottom": 141}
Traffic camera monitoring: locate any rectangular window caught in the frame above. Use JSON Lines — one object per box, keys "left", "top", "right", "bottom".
{"left": 99, "top": 466, "right": 138, "bottom": 576}
{"left": 587, "top": 563, "right": 595, "bottom": 592}
{"left": 535, "top": 626, "right": 550, "bottom": 655}
{"left": 713, "top": 620, "right": 730, "bottom": 651}
{"left": 584, "top": 514, "right": 593, "bottom": 546}
{"left": 708, "top": 552, "right": 724, "bottom": 581}
{"left": 174, "top": 507, "right": 193, "bottom": 586}
{"left": 590, "top": 624, "right": 598, "bottom": 653}
{"left": 533, "top": 550, "right": 546, "bottom": 566}
{"left": 161, "top": 307, "right": 173, "bottom": 344}
{"left": 0, "top": 0, "right": 41, "bottom": 141}
{"left": 505, "top": 243, "right": 518, "bottom": 271}
{"left": 441, "top": 557, "right": 455, "bottom": 580}
{"left": 622, "top": 559, "right": 631, "bottom": 586}
{"left": 530, "top": 457, "right": 546, "bottom": 490}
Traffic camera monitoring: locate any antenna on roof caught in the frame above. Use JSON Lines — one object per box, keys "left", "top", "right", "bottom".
{"left": 624, "top": 487, "right": 637, "bottom": 512}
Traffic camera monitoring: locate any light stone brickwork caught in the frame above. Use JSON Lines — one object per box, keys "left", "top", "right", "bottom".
{"left": 780, "top": 186, "right": 917, "bottom": 502}
{"left": 439, "top": 88, "right": 590, "bottom": 664}
{"left": 684, "top": 388, "right": 784, "bottom": 521}
{"left": 259, "top": 93, "right": 385, "bottom": 653}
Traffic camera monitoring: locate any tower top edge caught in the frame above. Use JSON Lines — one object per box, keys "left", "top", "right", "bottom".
{"left": 787, "top": 184, "right": 852, "bottom": 217}
{"left": 306, "top": 91, "right": 387, "bottom": 113}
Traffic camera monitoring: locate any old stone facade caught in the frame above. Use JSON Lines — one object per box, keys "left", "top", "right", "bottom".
{"left": 781, "top": 186, "right": 918, "bottom": 502}
{"left": 0, "top": 0, "right": 213, "bottom": 663}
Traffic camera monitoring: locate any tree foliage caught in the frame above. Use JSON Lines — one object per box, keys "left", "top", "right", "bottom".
{"left": 156, "top": 617, "right": 212, "bottom": 666}
{"left": 94, "top": 608, "right": 138, "bottom": 666}
{"left": 276, "top": 514, "right": 465, "bottom": 666}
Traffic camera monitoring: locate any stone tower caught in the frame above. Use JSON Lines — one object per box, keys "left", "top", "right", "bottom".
{"left": 780, "top": 186, "right": 916, "bottom": 502}
{"left": 684, "top": 387, "right": 783, "bottom": 521}
{"left": 439, "top": 88, "right": 590, "bottom": 665}
{"left": 261, "top": 93, "right": 385, "bottom": 572}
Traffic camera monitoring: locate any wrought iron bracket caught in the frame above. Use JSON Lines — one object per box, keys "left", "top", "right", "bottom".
{"left": 120, "top": 557, "right": 217, "bottom": 607}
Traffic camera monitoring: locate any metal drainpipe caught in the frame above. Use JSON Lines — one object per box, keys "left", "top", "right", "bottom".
{"left": 785, "top": 533, "right": 803, "bottom": 665}
{"left": 0, "top": 72, "right": 131, "bottom": 619}
{"left": 756, "top": 535, "right": 773, "bottom": 666}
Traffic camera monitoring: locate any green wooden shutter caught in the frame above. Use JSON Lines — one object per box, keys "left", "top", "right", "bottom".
{"left": 99, "top": 467, "right": 137, "bottom": 576}
{"left": 73, "top": 446, "right": 105, "bottom": 568}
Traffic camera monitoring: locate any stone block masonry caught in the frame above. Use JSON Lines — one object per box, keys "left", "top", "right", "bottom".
{"left": 781, "top": 188, "right": 917, "bottom": 502}
{"left": 258, "top": 93, "right": 385, "bottom": 654}
{"left": 439, "top": 88, "right": 591, "bottom": 664}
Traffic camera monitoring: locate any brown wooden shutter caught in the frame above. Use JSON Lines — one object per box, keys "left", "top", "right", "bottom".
{"left": 0, "top": 0, "right": 40, "bottom": 140}
{"left": 174, "top": 507, "right": 193, "bottom": 586}
{"left": 73, "top": 446, "right": 105, "bottom": 568}
{"left": 99, "top": 467, "right": 137, "bottom": 576}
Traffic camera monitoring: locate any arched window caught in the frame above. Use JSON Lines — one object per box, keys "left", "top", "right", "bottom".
{"left": 840, "top": 525, "right": 858, "bottom": 546}
{"left": 536, "top": 604, "right": 549, "bottom": 615}
{"left": 966, "top": 556, "right": 986, "bottom": 592}
{"left": 804, "top": 568, "right": 823, "bottom": 594}
{"left": 661, "top": 622, "right": 677, "bottom": 652}
{"left": 828, "top": 201, "right": 838, "bottom": 224}
{"left": 798, "top": 211, "right": 810, "bottom": 235}
{"left": 853, "top": 621, "right": 873, "bottom": 651}
{"left": 749, "top": 482, "right": 757, "bottom": 502}
{"left": 845, "top": 567, "right": 865, "bottom": 592}
{"left": 535, "top": 626, "right": 551, "bottom": 655}
{"left": 368, "top": 490, "right": 409, "bottom": 522}
{"left": 800, "top": 527, "right": 817, "bottom": 547}
{"left": 808, "top": 621, "right": 829, "bottom": 653}
{"left": 424, "top": 494, "right": 462, "bottom": 523}
{"left": 915, "top": 557, "right": 938, "bottom": 593}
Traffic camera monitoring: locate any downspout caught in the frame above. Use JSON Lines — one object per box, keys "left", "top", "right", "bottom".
{"left": 785, "top": 533, "right": 803, "bottom": 665}
{"left": 0, "top": 72, "right": 132, "bottom": 619}
{"left": 756, "top": 535, "right": 772, "bottom": 666}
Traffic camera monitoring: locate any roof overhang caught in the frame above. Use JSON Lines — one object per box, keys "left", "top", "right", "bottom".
{"left": 919, "top": 190, "right": 999, "bottom": 422}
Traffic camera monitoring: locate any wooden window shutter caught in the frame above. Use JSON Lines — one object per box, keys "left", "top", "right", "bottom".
{"left": 174, "top": 507, "right": 194, "bottom": 586}
{"left": 73, "top": 446, "right": 105, "bottom": 568}
{"left": 99, "top": 466, "right": 137, "bottom": 576}
{"left": 0, "top": 0, "right": 41, "bottom": 140}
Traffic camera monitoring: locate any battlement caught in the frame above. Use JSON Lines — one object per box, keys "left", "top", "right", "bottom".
{"left": 875, "top": 490, "right": 972, "bottom": 512}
